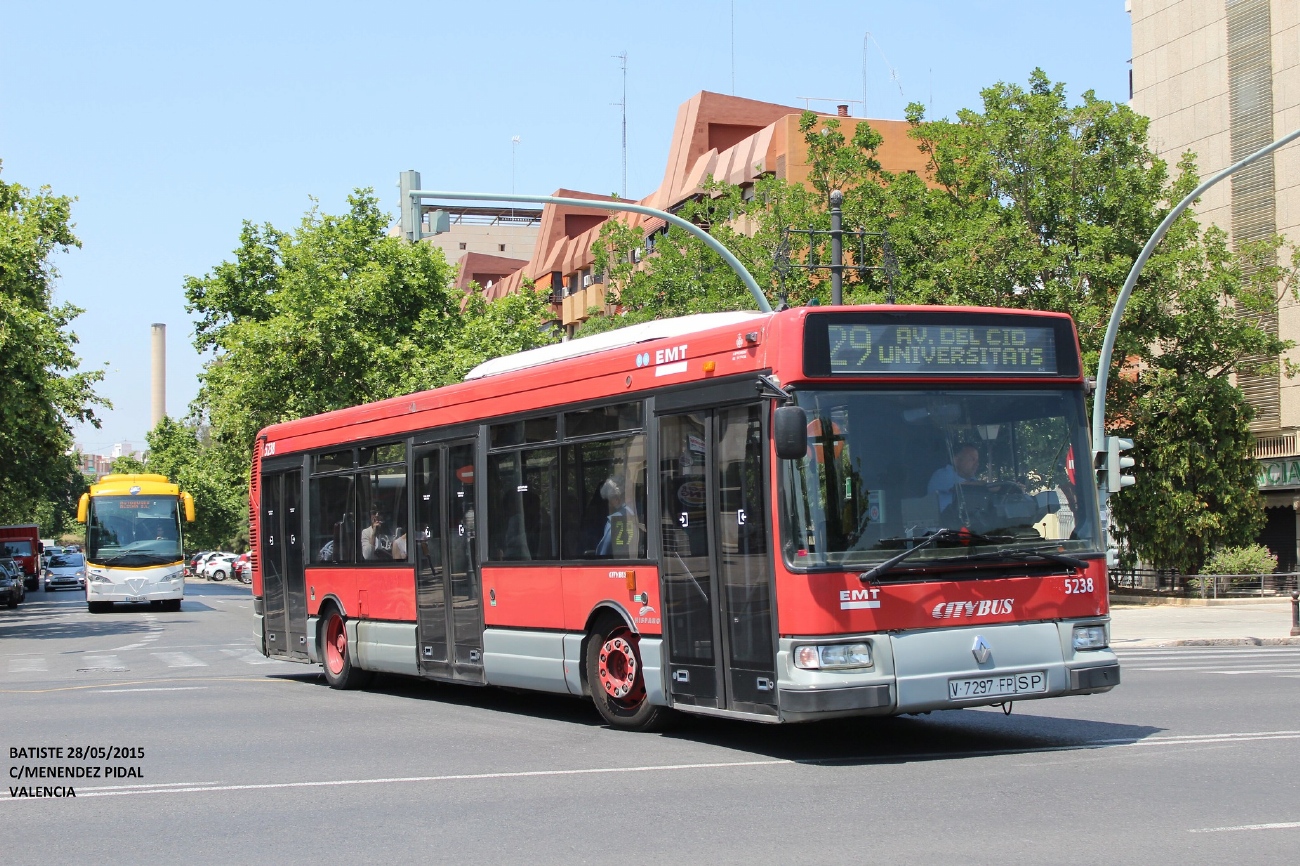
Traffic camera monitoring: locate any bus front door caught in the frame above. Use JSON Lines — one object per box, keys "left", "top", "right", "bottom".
{"left": 260, "top": 469, "right": 307, "bottom": 659}
{"left": 413, "top": 440, "right": 484, "bottom": 683}
{"left": 658, "top": 404, "right": 777, "bottom": 716}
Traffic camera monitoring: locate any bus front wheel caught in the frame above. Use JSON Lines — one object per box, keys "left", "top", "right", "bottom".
{"left": 88, "top": 601, "right": 111, "bottom": 614}
{"left": 584, "top": 621, "right": 670, "bottom": 732}
{"left": 319, "top": 608, "right": 371, "bottom": 690}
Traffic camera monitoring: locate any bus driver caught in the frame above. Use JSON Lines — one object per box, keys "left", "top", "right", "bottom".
{"left": 927, "top": 443, "right": 981, "bottom": 511}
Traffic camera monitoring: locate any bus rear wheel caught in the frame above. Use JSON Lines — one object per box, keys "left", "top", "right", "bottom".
{"left": 585, "top": 622, "right": 669, "bottom": 731}
{"left": 319, "top": 608, "right": 371, "bottom": 690}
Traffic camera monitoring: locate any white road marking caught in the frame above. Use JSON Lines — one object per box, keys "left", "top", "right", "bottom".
{"left": 1190, "top": 821, "right": 1300, "bottom": 833}
{"left": 109, "top": 644, "right": 146, "bottom": 651}
{"left": 221, "top": 649, "right": 285, "bottom": 665}
{"left": 1126, "top": 667, "right": 1300, "bottom": 674}
{"left": 77, "top": 782, "right": 219, "bottom": 792}
{"left": 81, "top": 655, "right": 124, "bottom": 668}
{"left": 8, "top": 658, "right": 47, "bottom": 672}
{"left": 151, "top": 652, "right": 206, "bottom": 667}
{"left": 92, "top": 686, "right": 208, "bottom": 693}
{"left": 67, "top": 760, "right": 793, "bottom": 798}
{"left": 4, "top": 729, "right": 1297, "bottom": 803}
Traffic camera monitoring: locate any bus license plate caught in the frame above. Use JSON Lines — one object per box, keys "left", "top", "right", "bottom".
{"left": 127, "top": 595, "right": 145, "bottom": 603}
{"left": 948, "top": 671, "right": 1047, "bottom": 700}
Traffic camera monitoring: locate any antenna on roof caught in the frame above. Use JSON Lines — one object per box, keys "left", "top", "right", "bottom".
{"left": 613, "top": 52, "right": 628, "bottom": 199}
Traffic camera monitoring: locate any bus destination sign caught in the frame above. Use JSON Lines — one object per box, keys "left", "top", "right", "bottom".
{"left": 821, "top": 322, "right": 1060, "bottom": 375}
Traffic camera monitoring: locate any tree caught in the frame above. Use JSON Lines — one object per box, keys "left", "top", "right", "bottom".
{"left": 143, "top": 418, "right": 246, "bottom": 551}
{"left": 0, "top": 163, "right": 106, "bottom": 523}
{"left": 186, "top": 189, "right": 558, "bottom": 513}
{"left": 575, "top": 71, "right": 1295, "bottom": 573}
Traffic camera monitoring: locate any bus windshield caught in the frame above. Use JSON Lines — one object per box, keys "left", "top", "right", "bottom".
{"left": 87, "top": 495, "right": 183, "bottom": 567}
{"left": 781, "top": 388, "right": 1102, "bottom": 570}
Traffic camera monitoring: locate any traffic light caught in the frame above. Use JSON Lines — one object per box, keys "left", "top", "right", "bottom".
{"left": 1106, "top": 436, "right": 1136, "bottom": 492}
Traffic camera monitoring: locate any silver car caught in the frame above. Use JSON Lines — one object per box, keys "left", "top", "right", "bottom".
{"left": 44, "top": 553, "right": 87, "bottom": 592}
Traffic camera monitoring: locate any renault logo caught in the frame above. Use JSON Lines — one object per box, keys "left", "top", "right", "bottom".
{"left": 972, "top": 636, "right": 992, "bottom": 664}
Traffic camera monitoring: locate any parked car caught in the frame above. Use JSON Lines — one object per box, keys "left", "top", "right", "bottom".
{"left": 201, "top": 553, "right": 238, "bottom": 582}
{"left": 233, "top": 552, "right": 252, "bottom": 584}
{"left": 0, "top": 557, "right": 26, "bottom": 607}
{"left": 44, "top": 552, "right": 87, "bottom": 592}
{"left": 184, "top": 551, "right": 211, "bottom": 577}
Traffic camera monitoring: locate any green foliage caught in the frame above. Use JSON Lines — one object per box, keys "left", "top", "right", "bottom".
{"left": 0, "top": 163, "right": 106, "bottom": 523}
{"left": 186, "top": 189, "right": 558, "bottom": 513}
{"left": 1109, "top": 372, "right": 1264, "bottom": 573}
{"left": 110, "top": 454, "right": 147, "bottom": 475}
{"left": 576, "top": 71, "right": 1294, "bottom": 574}
{"left": 1203, "top": 544, "right": 1277, "bottom": 576}
{"left": 143, "top": 418, "right": 246, "bottom": 551}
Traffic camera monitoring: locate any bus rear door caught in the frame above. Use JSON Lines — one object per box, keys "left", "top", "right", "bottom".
{"left": 413, "top": 439, "right": 485, "bottom": 683}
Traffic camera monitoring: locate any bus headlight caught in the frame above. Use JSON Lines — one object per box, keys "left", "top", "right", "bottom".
{"left": 158, "top": 570, "right": 183, "bottom": 582}
{"left": 88, "top": 571, "right": 111, "bottom": 583}
{"left": 1073, "top": 625, "right": 1108, "bottom": 651}
{"left": 793, "top": 642, "right": 873, "bottom": 670}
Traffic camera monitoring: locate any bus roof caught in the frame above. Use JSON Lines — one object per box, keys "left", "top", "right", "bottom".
{"left": 257, "top": 305, "right": 1082, "bottom": 456}
{"left": 465, "top": 311, "right": 767, "bottom": 380}
{"left": 90, "top": 474, "right": 180, "bottom": 497}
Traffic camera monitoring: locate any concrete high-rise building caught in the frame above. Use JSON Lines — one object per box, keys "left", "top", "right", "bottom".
{"left": 151, "top": 323, "right": 166, "bottom": 429}
{"left": 1130, "top": 0, "right": 1300, "bottom": 567}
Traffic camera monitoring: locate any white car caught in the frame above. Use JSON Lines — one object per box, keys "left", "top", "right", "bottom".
{"left": 200, "top": 553, "right": 238, "bottom": 581}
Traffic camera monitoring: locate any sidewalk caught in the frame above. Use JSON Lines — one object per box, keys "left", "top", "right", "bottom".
{"left": 1109, "top": 598, "right": 1300, "bottom": 647}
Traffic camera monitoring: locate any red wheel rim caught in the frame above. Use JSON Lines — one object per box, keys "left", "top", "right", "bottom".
{"left": 325, "top": 615, "right": 346, "bottom": 675}
{"left": 597, "top": 629, "right": 645, "bottom": 706}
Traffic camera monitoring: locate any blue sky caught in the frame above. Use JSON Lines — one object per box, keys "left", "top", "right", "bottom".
{"left": 1, "top": 1, "right": 1132, "bottom": 454}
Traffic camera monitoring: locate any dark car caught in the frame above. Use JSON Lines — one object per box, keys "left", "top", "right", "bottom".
{"left": 44, "top": 553, "right": 87, "bottom": 592}
{"left": 0, "top": 557, "right": 25, "bottom": 607}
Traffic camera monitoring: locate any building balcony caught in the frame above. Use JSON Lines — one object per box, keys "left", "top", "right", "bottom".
{"left": 1255, "top": 429, "right": 1300, "bottom": 460}
{"left": 561, "top": 283, "right": 608, "bottom": 326}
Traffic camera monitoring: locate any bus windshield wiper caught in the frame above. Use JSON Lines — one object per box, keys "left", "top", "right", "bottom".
{"left": 859, "top": 529, "right": 1013, "bottom": 583}
{"left": 959, "top": 545, "right": 1088, "bottom": 571}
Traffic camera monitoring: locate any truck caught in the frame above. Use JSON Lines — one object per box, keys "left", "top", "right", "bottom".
{"left": 0, "top": 525, "right": 43, "bottom": 591}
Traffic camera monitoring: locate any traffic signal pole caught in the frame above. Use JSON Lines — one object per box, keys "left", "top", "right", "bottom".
{"left": 1090, "top": 127, "right": 1300, "bottom": 534}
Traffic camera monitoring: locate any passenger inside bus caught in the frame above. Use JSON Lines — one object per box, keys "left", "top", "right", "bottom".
{"left": 596, "top": 476, "right": 636, "bottom": 557}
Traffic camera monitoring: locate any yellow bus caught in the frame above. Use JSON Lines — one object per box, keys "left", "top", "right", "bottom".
{"left": 76, "top": 473, "right": 195, "bottom": 613}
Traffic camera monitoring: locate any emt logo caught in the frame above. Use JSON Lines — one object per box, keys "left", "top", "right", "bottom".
{"left": 839, "top": 588, "right": 881, "bottom": 610}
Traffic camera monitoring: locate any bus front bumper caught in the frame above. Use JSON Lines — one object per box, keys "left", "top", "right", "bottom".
{"left": 86, "top": 580, "right": 184, "bottom": 602}
{"left": 776, "top": 620, "right": 1119, "bottom": 722}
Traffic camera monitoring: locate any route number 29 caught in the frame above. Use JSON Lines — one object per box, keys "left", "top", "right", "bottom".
{"left": 1064, "top": 577, "right": 1095, "bottom": 594}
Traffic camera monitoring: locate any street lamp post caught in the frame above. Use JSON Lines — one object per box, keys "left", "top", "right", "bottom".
{"left": 401, "top": 181, "right": 772, "bottom": 314}
{"left": 1091, "top": 127, "right": 1300, "bottom": 537}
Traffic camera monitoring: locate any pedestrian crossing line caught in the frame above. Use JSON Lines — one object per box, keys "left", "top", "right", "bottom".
{"left": 150, "top": 652, "right": 207, "bottom": 667}
{"left": 220, "top": 648, "right": 287, "bottom": 666}
{"left": 79, "top": 655, "right": 126, "bottom": 671}
{"left": 8, "top": 658, "right": 47, "bottom": 673}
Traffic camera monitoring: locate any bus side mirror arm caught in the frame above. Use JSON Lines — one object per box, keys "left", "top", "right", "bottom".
{"left": 76, "top": 494, "right": 88, "bottom": 524}
{"left": 182, "top": 492, "right": 196, "bottom": 522}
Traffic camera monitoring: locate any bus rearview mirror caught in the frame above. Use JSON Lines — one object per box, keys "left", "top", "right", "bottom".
{"left": 774, "top": 406, "right": 809, "bottom": 460}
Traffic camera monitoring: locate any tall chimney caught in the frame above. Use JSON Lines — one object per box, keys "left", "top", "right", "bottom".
{"left": 837, "top": 104, "right": 850, "bottom": 117}
{"left": 150, "top": 323, "right": 166, "bottom": 429}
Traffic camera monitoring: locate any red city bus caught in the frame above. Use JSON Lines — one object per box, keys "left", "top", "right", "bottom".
{"left": 251, "top": 306, "right": 1118, "bottom": 729}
